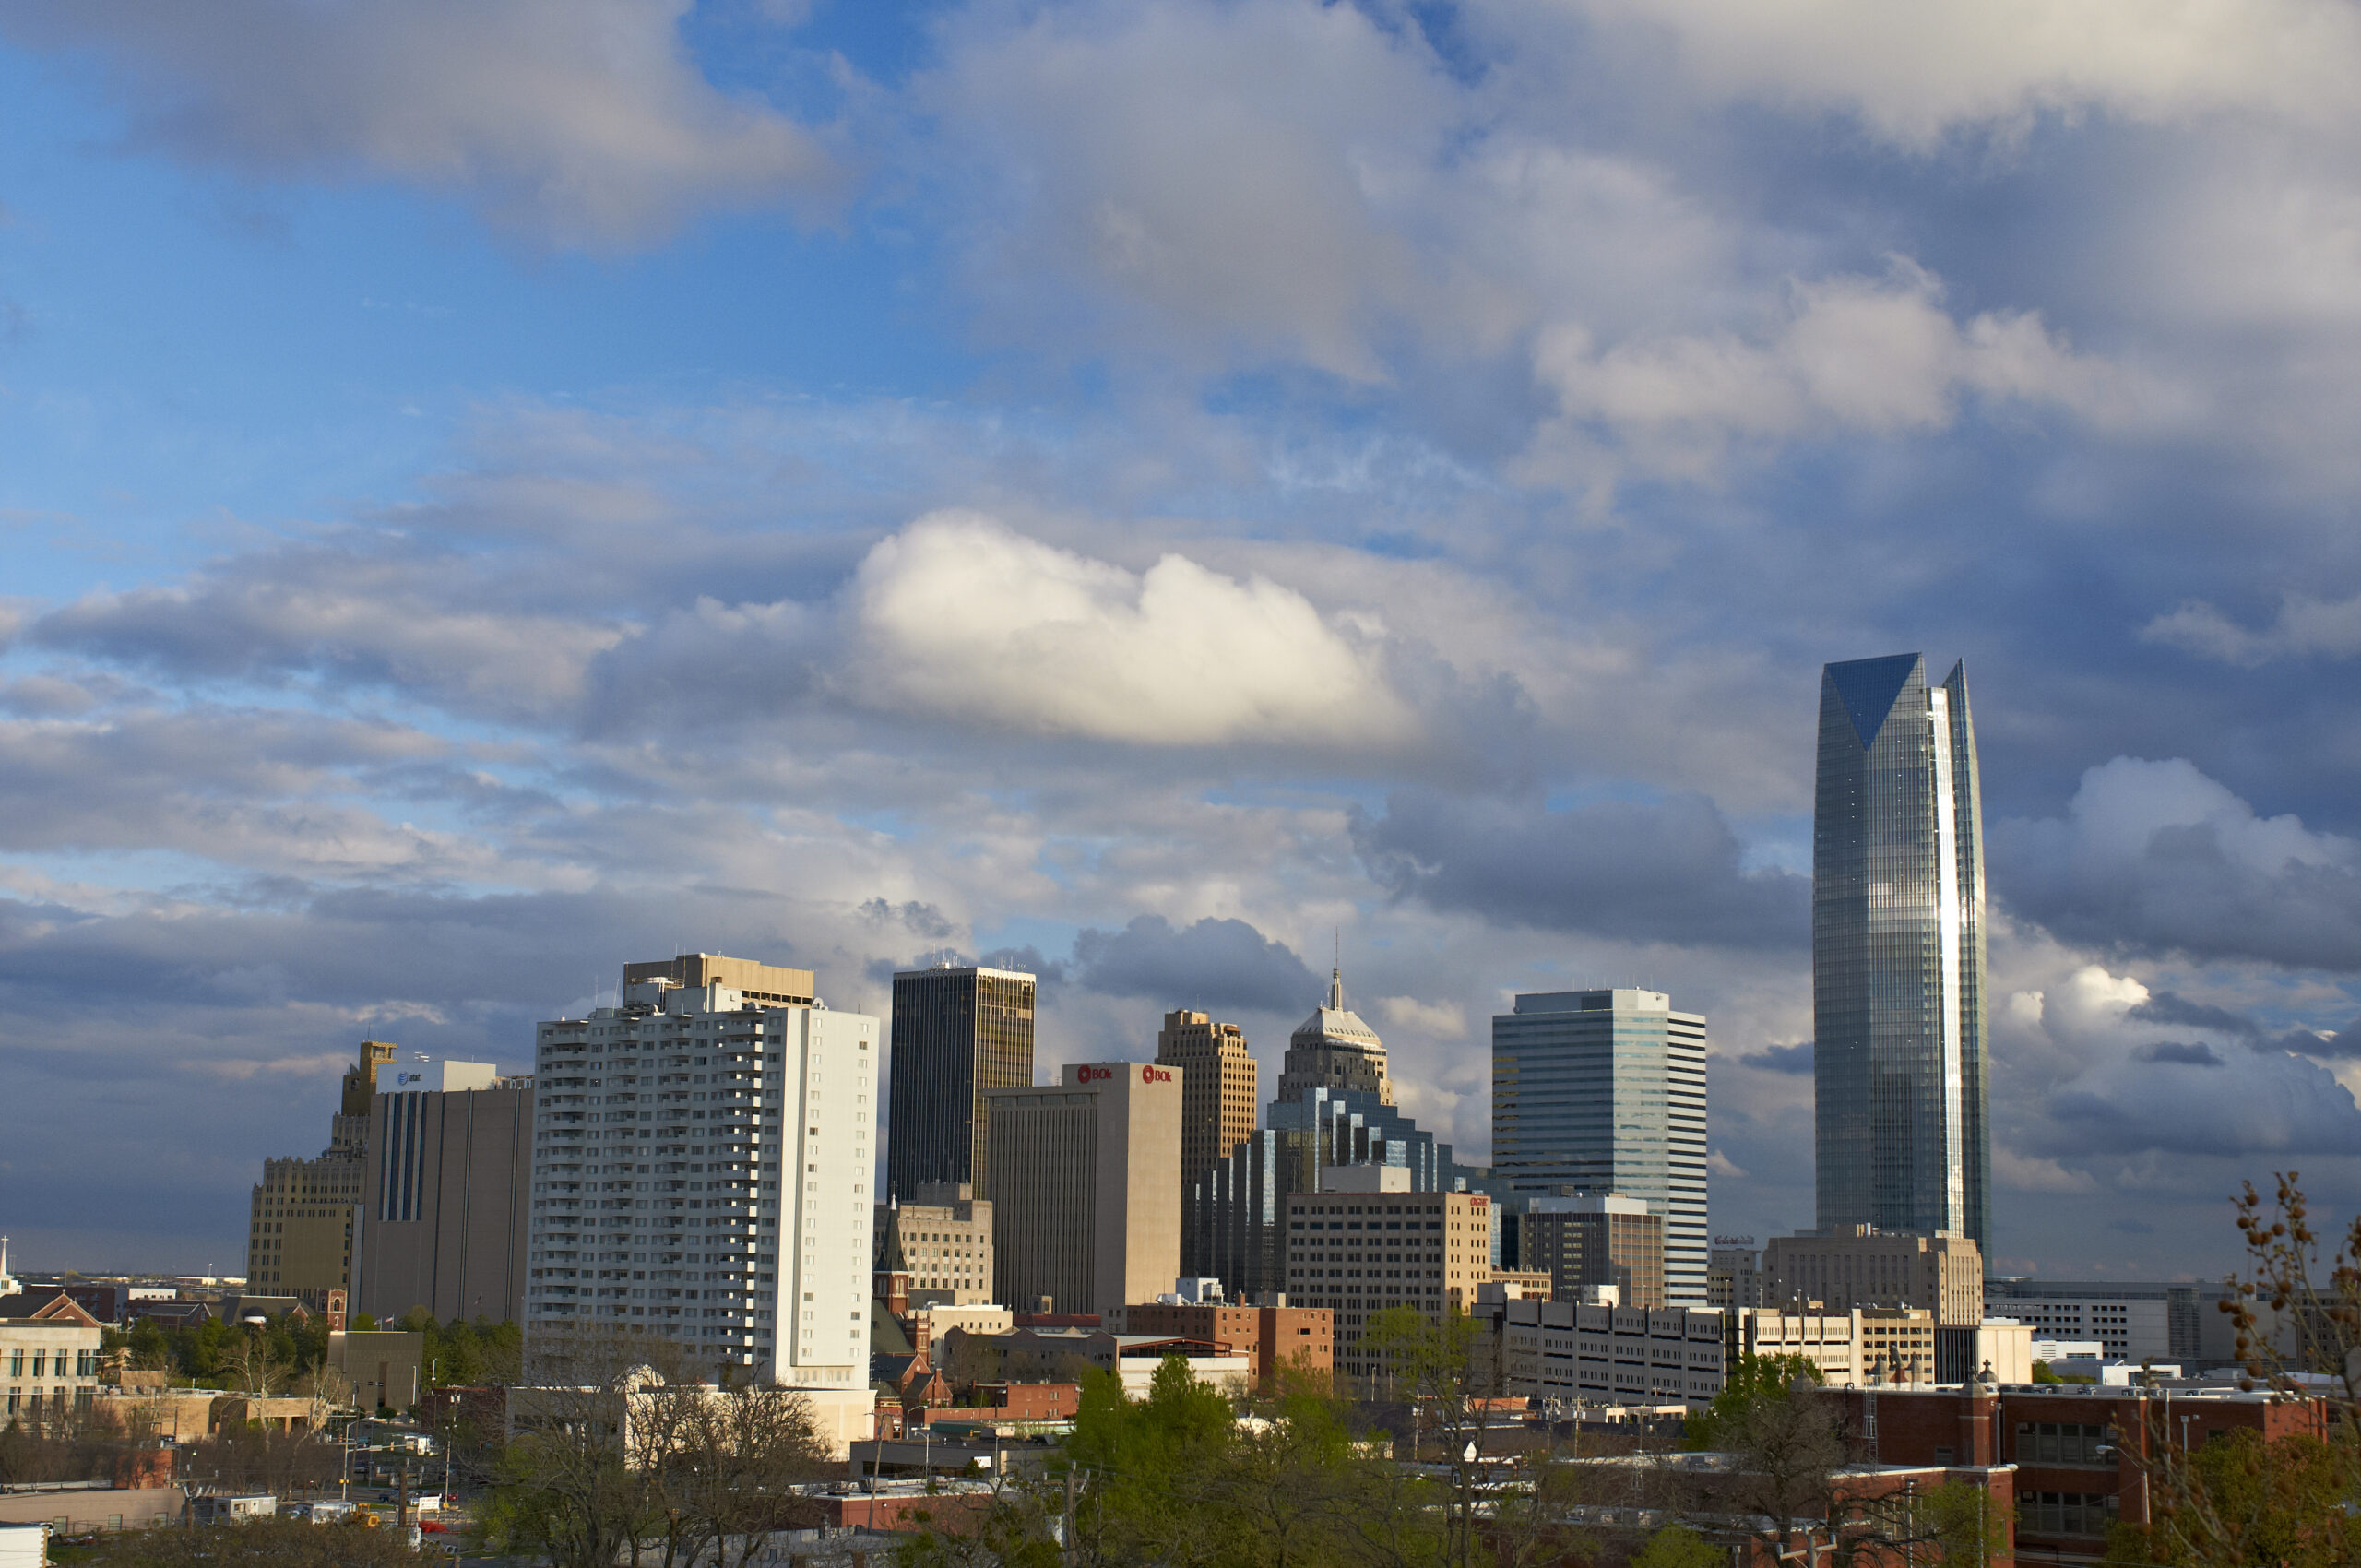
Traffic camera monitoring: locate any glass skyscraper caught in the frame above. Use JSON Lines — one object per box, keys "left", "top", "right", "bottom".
{"left": 1489, "top": 988, "right": 1709, "bottom": 1305}
{"left": 1812, "top": 653, "right": 1989, "bottom": 1250}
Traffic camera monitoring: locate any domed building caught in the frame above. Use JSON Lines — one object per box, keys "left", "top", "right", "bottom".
{"left": 1276, "top": 968, "right": 1391, "bottom": 1105}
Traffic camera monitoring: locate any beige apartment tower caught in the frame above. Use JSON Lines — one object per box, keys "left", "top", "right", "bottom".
{"left": 246, "top": 1039, "right": 394, "bottom": 1304}
{"left": 874, "top": 1182, "right": 994, "bottom": 1306}
{"left": 985, "top": 1063, "right": 1181, "bottom": 1316}
{"left": 1156, "top": 1010, "right": 1259, "bottom": 1278}
{"left": 1762, "top": 1226, "right": 1984, "bottom": 1326}
{"left": 357, "top": 1060, "right": 533, "bottom": 1324}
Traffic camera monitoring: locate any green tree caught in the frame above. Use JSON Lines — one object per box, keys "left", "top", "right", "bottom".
{"left": 1358, "top": 1303, "right": 1498, "bottom": 1568}
{"left": 2106, "top": 1428, "right": 2358, "bottom": 1567}
{"left": 1682, "top": 1352, "right": 1822, "bottom": 1450}
{"left": 1631, "top": 1524, "right": 1722, "bottom": 1568}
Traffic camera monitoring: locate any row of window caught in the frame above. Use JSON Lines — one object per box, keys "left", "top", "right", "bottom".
{"left": 4, "top": 1350, "right": 97, "bottom": 1377}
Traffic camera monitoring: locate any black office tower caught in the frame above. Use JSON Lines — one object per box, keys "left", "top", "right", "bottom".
{"left": 885, "top": 965, "right": 1037, "bottom": 1202}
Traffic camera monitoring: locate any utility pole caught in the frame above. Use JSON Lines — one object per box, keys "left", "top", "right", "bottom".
{"left": 1062, "top": 1464, "right": 1078, "bottom": 1567}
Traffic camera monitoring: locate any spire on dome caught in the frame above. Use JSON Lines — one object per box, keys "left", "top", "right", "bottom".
{"left": 1328, "top": 967, "right": 1345, "bottom": 1011}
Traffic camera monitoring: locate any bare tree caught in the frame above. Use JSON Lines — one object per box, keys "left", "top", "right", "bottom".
{"left": 480, "top": 1326, "right": 680, "bottom": 1568}
{"left": 223, "top": 1328, "right": 296, "bottom": 1396}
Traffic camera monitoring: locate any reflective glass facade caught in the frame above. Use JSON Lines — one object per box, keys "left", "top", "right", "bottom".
{"left": 1812, "top": 654, "right": 1989, "bottom": 1249}
{"left": 1489, "top": 989, "right": 1709, "bottom": 1305}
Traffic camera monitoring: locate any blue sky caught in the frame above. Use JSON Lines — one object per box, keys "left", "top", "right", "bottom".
{"left": 4, "top": 0, "right": 2360, "bottom": 1281}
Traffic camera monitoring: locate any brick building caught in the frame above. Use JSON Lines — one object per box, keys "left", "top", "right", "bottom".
{"left": 1809, "top": 1377, "right": 2327, "bottom": 1561}
{"left": 1106, "top": 1301, "right": 1333, "bottom": 1390}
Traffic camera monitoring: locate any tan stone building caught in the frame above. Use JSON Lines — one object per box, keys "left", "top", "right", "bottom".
{"left": 985, "top": 1063, "right": 1181, "bottom": 1316}
{"left": 1762, "top": 1226, "right": 1983, "bottom": 1326}
{"left": 246, "top": 1040, "right": 392, "bottom": 1305}
{"left": 621, "top": 952, "right": 817, "bottom": 1007}
{"left": 1, "top": 1291, "right": 103, "bottom": 1427}
{"left": 873, "top": 1182, "right": 994, "bottom": 1306}
{"left": 1282, "top": 1187, "right": 1494, "bottom": 1388}
{"left": 357, "top": 1060, "right": 533, "bottom": 1324}
{"left": 1155, "top": 1010, "right": 1259, "bottom": 1278}
{"left": 1731, "top": 1304, "right": 1940, "bottom": 1385}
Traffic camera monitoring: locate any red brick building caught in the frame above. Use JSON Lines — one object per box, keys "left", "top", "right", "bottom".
{"left": 1811, "top": 1379, "right": 2327, "bottom": 1560}
{"left": 1105, "top": 1302, "right": 1332, "bottom": 1390}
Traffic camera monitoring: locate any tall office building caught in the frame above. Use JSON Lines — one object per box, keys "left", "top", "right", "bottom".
{"left": 985, "top": 1063, "right": 1181, "bottom": 1316}
{"left": 1813, "top": 654, "right": 1990, "bottom": 1250}
{"left": 1490, "top": 989, "right": 1708, "bottom": 1305}
{"left": 1277, "top": 968, "right": 1390, "bottom": 1104}
{"left": 245, "top": 1039, "right": 394, "bottom": 1305}
{"left": 358, "top": 1060, "right": 533, "bottom": 1324}
{"left": 1156, "top": 1010, "right": 1259, "bottom": 1277}
{"left": 886, "top": 966, "right": 1036, "bottom": 1202}
{"left": 523, "top": 956, "right": 877, "bottom": 1392}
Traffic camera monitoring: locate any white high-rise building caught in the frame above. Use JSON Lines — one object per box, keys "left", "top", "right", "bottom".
{"left": 1491, "top": 988, "right": 1710, "bottom": 1306}
{"left": 524, "top": 959, "right": 876, "bottom": 1390}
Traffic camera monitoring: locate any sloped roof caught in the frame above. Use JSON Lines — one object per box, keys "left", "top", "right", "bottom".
{"left": 1290, "top": 968, "right": 1382, "bottom": 1047}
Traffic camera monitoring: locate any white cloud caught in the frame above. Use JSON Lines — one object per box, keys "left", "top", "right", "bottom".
{"left": 1525, "top": 261, "right": 2162, "bottom": 480}
{"left": 1549, "top": 0, "right": 2361, "bottom": 145}
{"left": 1378, "top": 995, "right": 1468, "bottom": 1038}
{"left": 0, "top": 0, "right": 842, "bottom": 246}
{"left": 2143, "top": 592, "right": 2361, "bottom": 666}
{"left": 846, "top": 511, "right": 1417, "bottom": 749}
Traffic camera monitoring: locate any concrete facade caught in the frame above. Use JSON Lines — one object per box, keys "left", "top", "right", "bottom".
{"left": 1730, "top": 1305, "right": 1940, "bottom": 1385}
{"left": 872, "top": 1182, "right": 994, "bottom": 1306}
{"left": 327, "top": 1328, "right": 426, "bottom": 1411}
{"left": 358, "top": 1065, "right": 532, "bottom": 1324}
{"left": 1707, "top": 1239, "right": 1762, "bottom": 1310}
{"left": 986, "top": 1063, "right": 1182, "bottom": 1316}
{"left": 1983, "top": 1278, "right": 2235, "bottom": 1363}
{"left": 1474, "top": 1297, "right": 1726, "bottom": 1406}
{"left": 1282, "top": 1190, "right": 1493, "bottom": 1387}
{"left": 524, "top": 960, "right": 878, "bottom": 1391}
{"left": 1762, "top": 1226, "right": 1983, "bottom": 1326}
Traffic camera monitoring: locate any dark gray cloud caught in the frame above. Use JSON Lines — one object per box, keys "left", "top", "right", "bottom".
{"left": 2275, "top": 1016, "right": 2361, "bottom": 1061}
{"left": 1739, "top": 1041, "right": 1813, "bottom": 1074}
{"left": 2131, "top": 1040, "right": 2224, "bottom": 1067}
{"left": 1353, "top": 790, "right": 1809, "bottom": 951}
{"left": 2128, "top": 992, "right": 2260, "bottom": 1035}
{"left": 1069, "top": 916, "right": 1319, "bottom": 1016}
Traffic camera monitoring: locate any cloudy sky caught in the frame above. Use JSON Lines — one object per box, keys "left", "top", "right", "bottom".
{"left": 4, "top": 0, "right": 2359, "bottom": 1282}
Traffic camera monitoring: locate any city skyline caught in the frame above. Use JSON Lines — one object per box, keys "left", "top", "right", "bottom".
{"left": 4, "top": 2, "right": 2359, "bottom": 1285}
